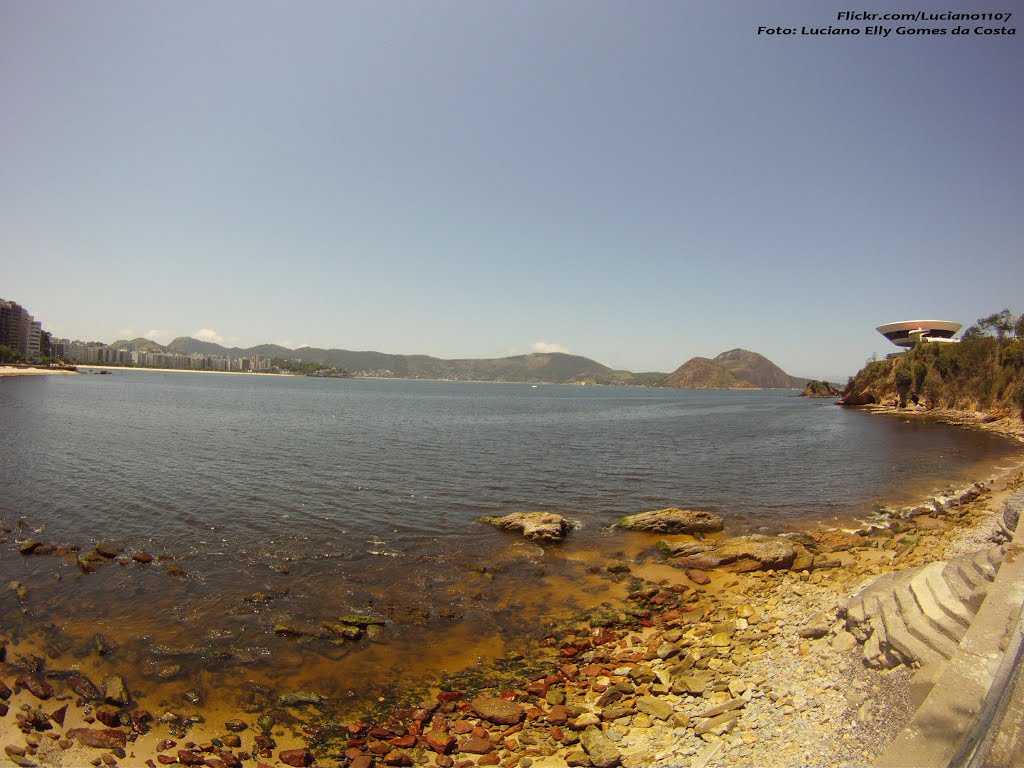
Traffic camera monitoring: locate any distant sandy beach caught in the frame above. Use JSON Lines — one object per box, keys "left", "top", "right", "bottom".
{"left": 0, "top": 365, "right": 78, "bottom": 377}
{"left": 76, "top": 365, "right": 291, "bottom": 377}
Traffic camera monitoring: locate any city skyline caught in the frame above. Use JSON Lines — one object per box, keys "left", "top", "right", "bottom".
{"left": 2, "top": 1, "right": 1022, "bottom": 381}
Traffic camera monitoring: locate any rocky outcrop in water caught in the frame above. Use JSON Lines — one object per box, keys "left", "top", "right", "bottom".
{"left": 616, "top": 508, "right": 724, "bottom": 534}
{"left": 659, "top": 534, "right": 798, "bottom": 572}
{"left": 476, "top": 512, "right": 570, "bottom": 542}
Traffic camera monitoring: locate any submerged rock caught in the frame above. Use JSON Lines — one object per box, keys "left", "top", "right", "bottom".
{"left": 476, "top": 512, "right": 570, "bottom": 542}
{"left": 616, "top": 508, "right": 724, "bottom": 534}
{"left": 66, "top": 728, "right": 128, "bottom": 750}
{"left": 68, "top": 675, "right": 102, "bottom": 701}
{"left": 278, "top": 691, "right": 323, "bottom": 707}
{"left": 102, "top": 675, "right": 129, "bottom": 706}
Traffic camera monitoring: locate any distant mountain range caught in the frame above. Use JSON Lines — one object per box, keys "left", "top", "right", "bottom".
{"left": 113, "top": 337, "right": 807, "bottom": 388}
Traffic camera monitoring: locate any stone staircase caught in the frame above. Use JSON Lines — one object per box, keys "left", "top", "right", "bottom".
{"left": 843, "top": 544, "right": 1006, "bottom": 668}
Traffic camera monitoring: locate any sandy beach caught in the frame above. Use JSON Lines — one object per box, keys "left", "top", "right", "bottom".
{"left": 0, "top": 366, "right": 77, "bottom": 378}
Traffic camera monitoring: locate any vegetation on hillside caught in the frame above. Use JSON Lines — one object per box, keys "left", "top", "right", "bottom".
{"left": 843, "top": 309, "right": 1024, "bottom": 417}
{"left": 801, "top": 380, "right": 842, "bottom": 397}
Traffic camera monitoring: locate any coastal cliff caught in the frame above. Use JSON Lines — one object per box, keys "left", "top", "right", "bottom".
{"left": 840, "top": 335, "right": 1024, "bottom": 421}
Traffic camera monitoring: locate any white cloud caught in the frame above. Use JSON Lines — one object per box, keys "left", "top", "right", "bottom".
{"left": 194, "top": 328, "right": 226, "bottom": 344}
{"left": 273, "top": 340, "right": 309, "bottom": 350}
{"left": 531, "top": 341, "right": 569, "bottom": 354}
{"left": 116, "top": 328, "right": 135, "bottom": 339}
{"left": 145, "top": 329, "right": 175, "bottom": 344}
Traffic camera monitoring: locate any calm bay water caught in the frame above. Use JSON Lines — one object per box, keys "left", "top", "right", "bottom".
{"left": 1, "top": 370, "right": 1021, "bottom": 714}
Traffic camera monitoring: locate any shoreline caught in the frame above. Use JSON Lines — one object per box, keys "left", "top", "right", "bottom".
{"left": 3, "top": 459, "right": 1023, "bottom": 767}
{"left": 2, "top": 409, "right": 1023, "bottom": 767}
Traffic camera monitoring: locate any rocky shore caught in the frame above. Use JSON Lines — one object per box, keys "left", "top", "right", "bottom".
{"left": 4, "top": 457, "right": 1023, "bottom": 768}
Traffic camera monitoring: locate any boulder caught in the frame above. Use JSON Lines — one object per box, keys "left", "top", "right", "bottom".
{"left": 476, "top": 512, "right": 569, "bottom": 542}
{"left": 617, "top": 508, "right": 724, "bottom": 534}
{"left": 668, "top": 534, "right": 797, "bottom": 573}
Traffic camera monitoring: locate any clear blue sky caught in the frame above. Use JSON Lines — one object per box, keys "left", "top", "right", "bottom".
{"left": 2, "top": 1, "right": 1021, "bottom": 381}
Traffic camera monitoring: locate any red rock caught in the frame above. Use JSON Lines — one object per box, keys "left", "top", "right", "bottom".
{"left": 551, "top": 726, "right": 565, "bottom": 742}
{"left": 69, "top": 676, "right": 102, "bottom": 700}
{"left": 437, "top": 691, "right": 463, "bottom": 703}
{"left": 524, "top": 679, "right": 548, "bottom": 696}
{"left": 0, "top": 681, "right": 11, "bottom": 699}
{"left": 389, "top": 735, "right": 416, "bottom": 749}
{"left": 425, "top": 731, "right": 456, "bottom": 754}
{"left": 214, "top": 749, "right": 242, "bottom": 768}
{"left": 367, "top": 741, "right": 392, "bottom": 756}
{"left": 476, "top": 754, "right": 500, "bottom": 766}
{"left": 452, "top": 720, "right": 475, "bottom": 735}
{"left": 205, "top": 759, "right": 229, "bottom": 768}
{"left": 50, "top": 704, "right": 68, "bottom": 726}
{"left": 547, "top": 706, "right": 570, "bottom": 726}
{"left": 16, "top": 672, "right": 54, "bottom": 700}
{"left": 347, "top": 723, "right": 369, "bottom": 736}
{"left": 96, "top": 706, "right": 121, "bottom": 728}
{"left": 686, "top": 568, "right": 711, "bottom": 584}
{"left": 459, "top": 736, "right": 495, "bottom": 754}
{"left": 157, "top": 757, "right": 177, "bottom": 766}
{"left": 278, "top": 748, "right": 313, "bottom": 767}
{"left": 383, "top": 750, "right": 414, "bottom": 766}
{"left": 470, "top": 696, "right": 525, "bottom": 726}
{"left": 177, "top": 750, "right": 207, "bottom": 766}
{"left": 350, "top": 757, "right": 374, "bottom": 768}
{"left": 67, "top": 728, "right": 128, "bottom": 750}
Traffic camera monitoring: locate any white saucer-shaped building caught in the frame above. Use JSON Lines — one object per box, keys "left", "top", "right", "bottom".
{"left": 876, "top": 320, "right": 962, "bottom": 348}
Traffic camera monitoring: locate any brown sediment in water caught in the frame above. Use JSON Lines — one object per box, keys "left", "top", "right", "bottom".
{"left": 2, "top": 428, "right": 1024, "bottom": 766}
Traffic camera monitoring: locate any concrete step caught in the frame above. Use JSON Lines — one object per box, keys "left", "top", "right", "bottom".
{"left": 879, "top": 595, "right": 947, "bottom": 666}
{"left": 944, "top": 560, "right": 990, "bottom": 613}
{"left": 893, "top": 583, "right": 961, "bottom": 657}
{"left": 907, "top": 569, "right": 969, "bottom": 640}
{"left": 921, "top": 565, "right": 973, "bottom": 628}
{"left": 983, "top": 544, "right": 1006, "bottom": 570}
{"left": 968, "top": 550, "right": 997, "bottom": 581}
